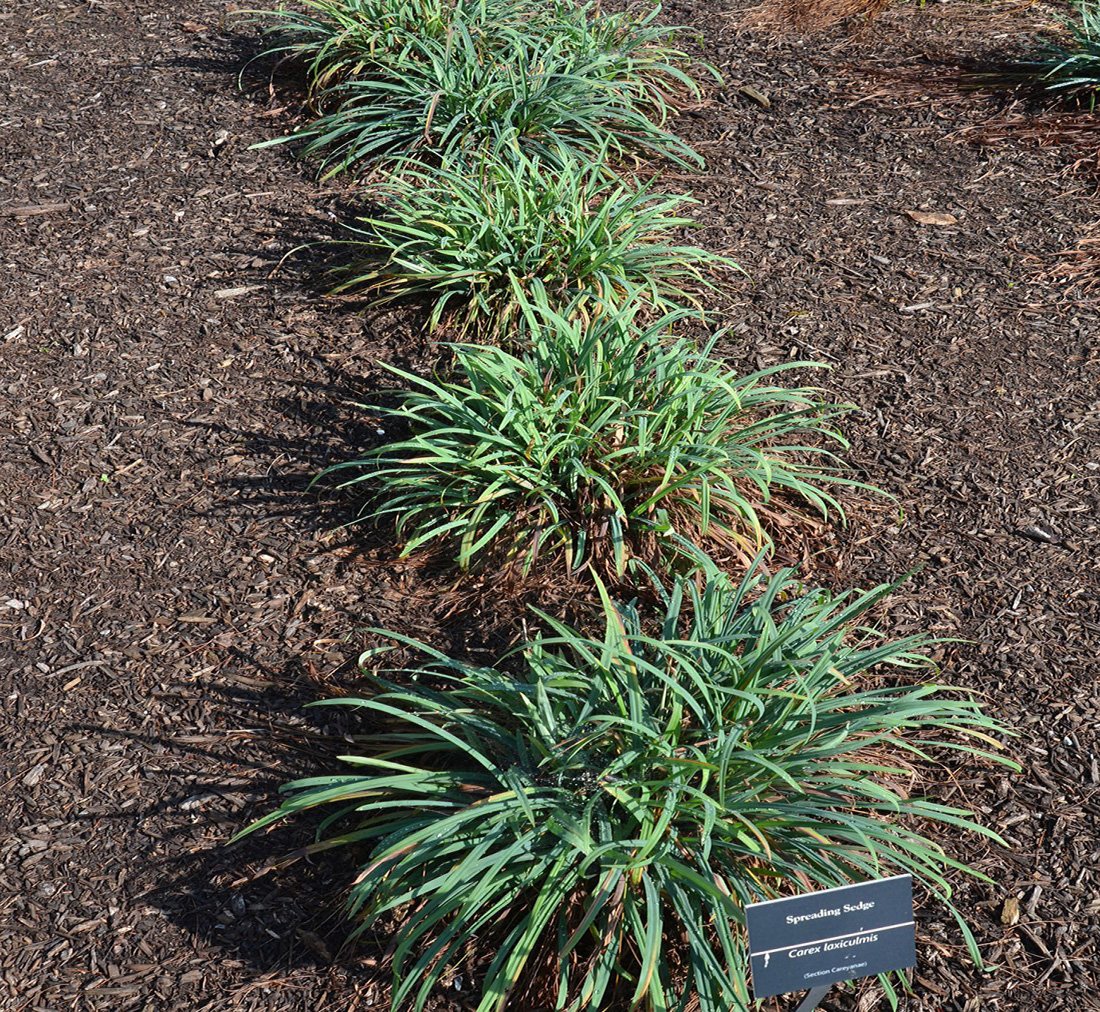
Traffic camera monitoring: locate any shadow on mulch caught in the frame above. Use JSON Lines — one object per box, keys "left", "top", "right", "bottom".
{"left": 67, "top": 639, "right": 460, "bottom": 992}
{"left": 168, "top": 26, "right": 411, "bottom": 300}
{"left": 165, "top": 25, "right": 310, "bottom": 102}
{"left": 103, "top": 650, "right": 513, "bottom": 1002}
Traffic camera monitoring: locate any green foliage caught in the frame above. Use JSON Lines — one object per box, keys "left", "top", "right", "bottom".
{"left": 249, "top": 0, "right": 713, "bottom": 175}
{"left": 326, "top": 301, "right": 861, "bottom": 576}
{"left": 236, "top": 558, "right": 1015, "bottom": 1012}
{"left": 1001, "top": 0, "right": 1100, "bottom": 106}
{"left": 1034, "top": 0, "right": 1100, "bottom": 106}
{"left": 334, "top": 150, "right": 738, "bottom": 334}
{"left": 249, "top": 0, "right": 486, "bottom": 90}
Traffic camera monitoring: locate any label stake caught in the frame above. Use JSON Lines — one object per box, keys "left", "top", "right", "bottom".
{"left": 794, "top": 984, "right": 830, "bottom": 1011}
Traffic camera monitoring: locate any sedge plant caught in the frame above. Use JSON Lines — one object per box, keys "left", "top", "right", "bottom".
{"left": 334, "top": 149, "right": 739, "bottom": 334}
{"left": 1026, "top": 0, "right": 1100, "bottom": 108}
{"left": 235, "top": 556, "right": 1015, "bottom": 1011}
{"left": 325, "top": 299, "right": 864, "bottom": 577}
{"left": 246, "top": 0, "right": 489, "bottom": 89}
{"left": 248, "top": 0, "right": 713, "bottom": 175}
{"left": 983, "top": 0, "right": 1100, "bottom": 108}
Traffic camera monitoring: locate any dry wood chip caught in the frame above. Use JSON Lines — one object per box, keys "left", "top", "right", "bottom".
{"left": 22, "top": 764, "right": 47, "bottom": 787}
{"left": 1, "top": 203, "right": 71, "bottom": 216}
{"left": 904, "top": 209, "right": 959, "bottom": 226}
{"left": 214, "top": 285, "right": 264, "bottom": 299}
{"left": 737, "top": 84, "right": 771, "bottom": 108}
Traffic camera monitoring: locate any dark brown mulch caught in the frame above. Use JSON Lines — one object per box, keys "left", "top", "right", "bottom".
{"left": 1, "top": 0, "right": 1097, "bottom": 1010}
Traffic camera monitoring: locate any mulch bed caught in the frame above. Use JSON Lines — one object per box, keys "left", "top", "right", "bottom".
{"left": 1, "top": 0, "right": 1097, "bottom": 1009}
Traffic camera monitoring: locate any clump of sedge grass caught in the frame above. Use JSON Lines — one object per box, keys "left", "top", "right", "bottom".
{"left": 326, "top": 299, "right": 864, "bottom": 577}
{"left": 334, "top": 150, "right": 739, "bottom": 334}
{"left": 1027, "top": 0, "right": 1100, "bottom": 107}
{"left": 247, "top": 0, "right": 484, "bottom": 90}
{"left": 994, "top": 0, "right": 1100, "bottom": 108}
{"left": 236, "top": 556, "right": 1015, "bottom": 1011}
{"left": 249, "top": 0, "right": 714, "bottom": 175}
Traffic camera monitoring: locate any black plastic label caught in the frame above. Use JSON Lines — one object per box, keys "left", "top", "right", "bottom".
{"left": 746, "top": 874, "right": 916, "bottom": 998}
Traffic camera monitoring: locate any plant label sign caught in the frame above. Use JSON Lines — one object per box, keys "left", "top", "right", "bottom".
{"left": 746, "top": 874, "right": 915, "bottom": 999}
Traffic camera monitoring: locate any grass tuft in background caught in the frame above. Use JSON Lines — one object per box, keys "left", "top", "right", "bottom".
{"left": 332, "top": 150, "right": 738, "bottom": 334}
{"left": 248, "top": 0, "right": 715, "bottom": 175}
{"left": 1020, "top": 0, "right": 1100, "bottom": 108}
